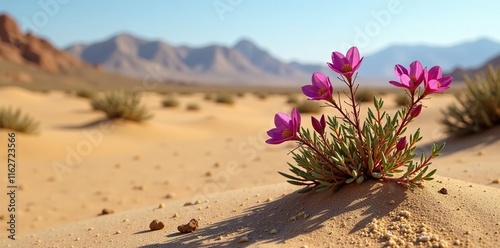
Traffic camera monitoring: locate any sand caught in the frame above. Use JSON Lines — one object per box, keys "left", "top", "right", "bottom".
{"left": 0, "top": 87, "right": 499, "bottom": 247}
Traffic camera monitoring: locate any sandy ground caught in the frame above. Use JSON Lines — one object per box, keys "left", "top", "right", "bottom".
{"left": 0, "top": 86, "right": 499, "bottom": 247}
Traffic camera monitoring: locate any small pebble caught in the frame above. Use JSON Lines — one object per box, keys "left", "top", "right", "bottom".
{"left": 239, "top": 235, "right": 249, "bottom": 243}
{"left": 165, "top": 193, "right": 176, "bottom": 199}
{"left": 492, "top": 179, "right": 500, "bottom": 184}
{"left": 149, "top": 219, "right": 165, "bottom": 231}
{"left": 438, "top": 188, "right": 448, "bottom": 195}
{"left": 115, "top": 231, "right": 121, "bottom": 235}
{"left": 270, "top": 228, "right": 277, "bottom": 234}
{"left": 158, "top": 203, "right": 165, "bottom": 209}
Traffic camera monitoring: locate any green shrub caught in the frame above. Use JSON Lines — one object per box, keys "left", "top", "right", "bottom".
{"left": 0, "top": 107, "right": 40, "bottom": 134}
{"left": 76, "top": 89, "right": 95, "bottom": 99}
{"left": 295, "top": 100, "right": 321, "bottom": 114}
{"left": 186, "top": 103, "right": 200, "bottom": 111}
{"left": 441, "top": 65, "right": 500, "bottom": 136}
{"left": 395, "top": 92, "right": 412, "bottom": 106}
{"left": 355, "top": 89, "right": 376, "bottom": 103}
{"left": 162, "top": 97, "right": 180, "bottom": 108}
{"left": 215, "top": 93, "right": 234, "bottom": 105}
{"left": 91, "top": 91, "right": 153, "bottom": 122}
{"left": 254, "top": 92, "right": 268, "bottom": 100}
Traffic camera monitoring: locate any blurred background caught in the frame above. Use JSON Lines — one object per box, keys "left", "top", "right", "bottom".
{"left": 1, "top": 0, "right": 499, "bottom": 88}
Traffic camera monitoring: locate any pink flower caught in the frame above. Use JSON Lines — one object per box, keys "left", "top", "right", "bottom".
{"left": 266, "top": 108, "right": 301, "bottom": 144}
{"left": 389, "top": 61, "right": 424, "bottom": 91}
{"left": 424, "top": 66, "right": 453, "bottom": 94}
{"left": 301, "top": 72, "right": 333, "bottom": 101}
{"left": 311, "top": 115, "right": 326, "bottom": 135}
{"left": 396, "top": 137, "right": 407, "bottom": 151}
{"left": 327, "top": 46, "right": 363, "bottom": 79}
{"left": 410, "top": 104, "right": 422, "bottom": 118}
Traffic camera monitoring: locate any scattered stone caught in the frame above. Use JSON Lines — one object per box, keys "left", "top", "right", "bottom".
{"left": 158, "top": 203, "right": 165, "bottom": 209}
{"left": 195, "top": 200, "right": 203, "bottom": 205}
{"left": 115, "top": 231, "right": 121, "bottom": 234}
{"left": 215, "top": 236, "right": 223, "bottom": 241}
{"left": 123, "top": 219, "right": 129, "bottom": 222}
{"left": 205, "top": 171, "right": 213, "bottom": 177}
{"left": 438, "top": 188, "right": 448, "bottom": 195}
{"left": 389, "top": 200, "right": 395, "bottom": 205}
{"left": 417, "top": 235, "right": 430, "bottom": 242}
{"left": 99, "top": 208, "right": 114, "bottom": 216}
{"left": 178, "top": 219, "right": 199, "bottom": 233}
{"left": 87, "top": 227, "right": 93, "bottom": 231}
{"left": 133, "top": 155, "right": 140, "bottom": 161}
{"left": 214, "top": 162, "right": 220, "bottom": 168}
{"left": 477, "top": 150, "right": 485, "bottom": 156}
{"left": 270, "top": 228, "right": 277, "bottom": 234}
{"left": 492, "top": 179, "right": 500, "bottom": 184}
{"left": 398, "top": 210, "right": 411, "bottom": 219}
{"left": 133, "top": 185, "right": 145, "bottom": 191}
{"left": 149, "top": 219, "right": 165, "bottom": 231}
{"left": 239, "top": 235, "right": 249, "bottom": 243}
{"left": 266, "top": 197, "right": 273, "bottom": 202}
{"left": 165, "top": 192, "right": 176, "bottom": 199}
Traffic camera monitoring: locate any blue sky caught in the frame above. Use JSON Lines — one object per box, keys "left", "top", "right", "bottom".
{"left": 1, "top": 1, "right": 499, "bottom": 63}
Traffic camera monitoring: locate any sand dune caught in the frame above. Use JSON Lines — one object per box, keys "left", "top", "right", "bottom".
{"left": 6, "top": 176, "right": 499, "bottom": 247}
{"left": 0, "top": 87, "right": 499, "bottom": 247}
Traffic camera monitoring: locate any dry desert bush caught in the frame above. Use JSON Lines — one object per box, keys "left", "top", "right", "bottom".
{"left": 91, "top": 91, "right": 153, "bottom": 122}
{"left": 441, "top": 65, "right": 500, "bottom": 136}
{"left": 0, "top": 107, "right": 39, "bottom": 134}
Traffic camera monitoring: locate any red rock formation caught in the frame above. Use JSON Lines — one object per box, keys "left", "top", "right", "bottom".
{"left": 0, "top": 13, "right": 88, "bottom": 72}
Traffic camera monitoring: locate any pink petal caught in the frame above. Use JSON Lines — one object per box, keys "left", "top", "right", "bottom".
{"left": 301, "top": 85, "right": 319, "bottom": 98}
{"left": 394, "top": 64, "right": 408, "bottom": 79}
{"left": 346, "top": 47, "right": 360, "bottom": 65}
{"left": 274, "top": 113, "right": 291, "bottom": 129}
{"left": 409, "top": 61, "right": 423, "bottom": 77}
{"left": 332, "top": 51, "right": 346, "bottom": 64}
{"left": 312, "top": 72, "right": 328, "bottom": 88}
{"left": 440, "top": 76, "right": 453, "bottom": 87}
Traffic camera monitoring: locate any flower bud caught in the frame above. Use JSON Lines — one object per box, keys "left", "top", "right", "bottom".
{"left": 410, "top": 104, "right": 422, "bottom": 118}
{"left": 396, "top": 137, "right": 407, "bottom": 151}
{"left": 311, "top": 114, "right": 326, "bottom": 135}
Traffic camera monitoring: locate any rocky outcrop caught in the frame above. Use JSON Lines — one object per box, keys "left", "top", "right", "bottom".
{"left": 0, "top": 13, "right": 88, "bottom": 72}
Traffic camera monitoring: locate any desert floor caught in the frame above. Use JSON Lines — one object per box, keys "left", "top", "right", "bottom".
{"left": 0, "top": 87, "right": 499, "bottom": 247}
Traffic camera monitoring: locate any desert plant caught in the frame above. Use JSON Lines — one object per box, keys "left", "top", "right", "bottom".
{"left": 266, "top": 47, "right": 451, "bottom": 192}
{"left": 395, "top": 92, "right": 412, "bottom": 106}
{"left": 76, "top": 89, "right": 95, "bottom": 99}
{"left": 254, "top": 92, "right": 268, "bottom": 100}
{"left": 186, "top": 103, "right": 200, "bottom": 111}
{"left": 214, "top": 93, "right": 234, "bottom": 105}
{"left": 295, "top": 100, "right": 321, "bottom": 113}
{"left": 441, "top": 65, "right": 500, "bottom": 136}
{"left": 162, "top": 97, "right": 180, "bottom": 108}
{"left": 0, "top": 107, "right": 40, "bottom": 134}
{"left": 91, "top": 91, "right": 153, "bottom": 122}
{"left": 355, "top": 88, "right": 376, "bottom": 102}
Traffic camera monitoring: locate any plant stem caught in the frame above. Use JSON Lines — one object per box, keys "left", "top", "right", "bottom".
{"left": 297, "top": 137, "right": 344, "bottom": 175}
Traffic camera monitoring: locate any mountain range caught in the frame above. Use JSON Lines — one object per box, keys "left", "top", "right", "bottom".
{"left": 66, "top": 35, "right": 500, "bottom": 85}
{"left": 65, "top": 34, "right": 321, "bottom": 86}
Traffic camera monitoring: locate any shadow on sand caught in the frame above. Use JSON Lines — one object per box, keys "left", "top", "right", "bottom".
{"left": 140, "top": 181, "right": 407, "bottom": 247}
{"left": 417, "top": 126, "right": 500, "bottom": 156}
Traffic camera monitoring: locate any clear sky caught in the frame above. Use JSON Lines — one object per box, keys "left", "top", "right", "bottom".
{"left": 1, "top": 0, "right": 499, "bottom": 63}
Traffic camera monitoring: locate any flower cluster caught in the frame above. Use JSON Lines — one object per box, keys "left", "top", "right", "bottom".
{"left": 266, "top": 47, "right": 452, "bottom": 192}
